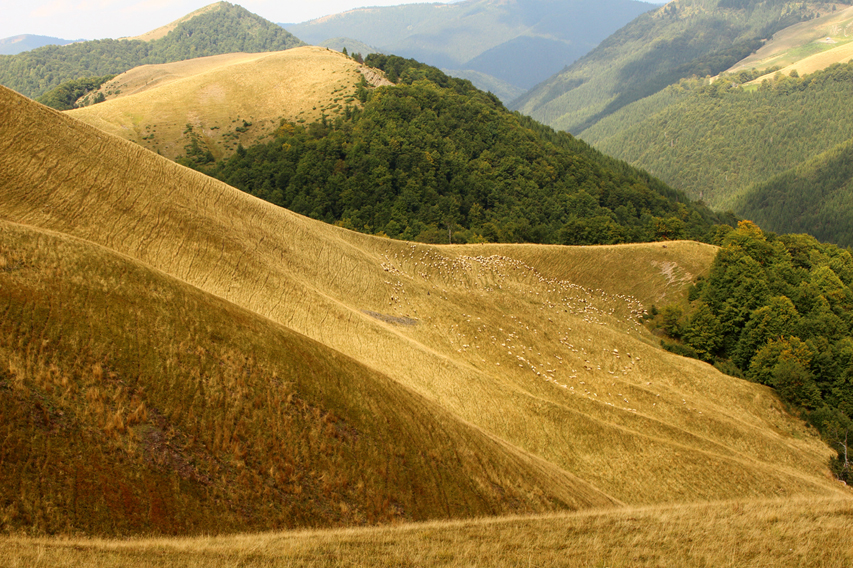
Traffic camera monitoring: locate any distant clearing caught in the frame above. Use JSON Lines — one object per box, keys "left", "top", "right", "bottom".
{"left": 68, "top": 47, "right": 371, "bottom": 160}
{"left": 730, "top": 5, "right": 853, "bottom": 79}
{"left": 3, "top": 84, "right": 847, "bottom": 519}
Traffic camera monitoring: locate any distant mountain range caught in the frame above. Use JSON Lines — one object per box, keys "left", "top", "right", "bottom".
{"left": 512, "top": 0, "right": 846, "bottom": 133}
{"left": 284, "top": 0, "right": 658, "bottom": 102}
{"left": 0, "top": 34, "right": 78, "bottom": 55}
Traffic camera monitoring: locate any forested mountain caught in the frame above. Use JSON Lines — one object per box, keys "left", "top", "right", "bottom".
{"left": 0, "top": 2, "right": 303, "bottom": 100}
{"left": 184, "top": 54, "right": 732, "bottom": 245}
{"left": 652, "top": 221, "right": 853, "bottom": 482}
{"left": 732, "top": 138, "right": 853, "bottom": 247}
{"left": 0, "top": 34, "right": 76, "bottom": 55}
{"left": 513, "top": 0, "right": 848, "bottom": 134}
{"left": 285, "top": 0, "right": 656, "bottom": 101}
{"left": 581, "top": 61, "right": 853, "bottom": 242}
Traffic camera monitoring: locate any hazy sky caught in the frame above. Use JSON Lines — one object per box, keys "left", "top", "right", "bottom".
{"left": 1, "top": 0, "right": 669, "bottom": 42}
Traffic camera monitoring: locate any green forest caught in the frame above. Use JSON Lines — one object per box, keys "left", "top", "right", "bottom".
{"left": 184, "top": 55, "right": 733, "bottom": 246}
{"left": 584, "top": 61, "right": 853, "bottom": 245}
{"left": 653, "top": 221, "right": 852, "bottom": 481}
{"left": 732, "top": 138, "right": 853, "bottom": 247}
{"left": 0, "top": 3, "right": 303, "bottom": 101}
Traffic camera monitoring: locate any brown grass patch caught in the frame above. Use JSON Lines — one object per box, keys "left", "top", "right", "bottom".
{"left": 67, "top": 46, "right": 366, "bottom": 159}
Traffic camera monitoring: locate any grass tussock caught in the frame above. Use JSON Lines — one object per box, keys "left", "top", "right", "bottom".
{"left": 1, "top": 497, "right": 852, "bottom": 567}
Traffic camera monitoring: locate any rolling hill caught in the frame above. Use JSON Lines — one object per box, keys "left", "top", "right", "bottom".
{"left": 285, "top": 0, "right": 656, "bottom": 101}
{"left": 4, "top": 497, "right": 852, "bottom": 566}
{"left": 0, "top": 2, "right": 303, "bottom": 102}
{"left": 1, "top": 82, "right": 849, "bottom": 539}
{"left": 66, "top": 52, "right": 727, "bottom": 244}
{"left": 66, "top": 47, "right": 379, "bottom": 161}
{"left": 513, "top": 0, "right": 845, "bottom": 134}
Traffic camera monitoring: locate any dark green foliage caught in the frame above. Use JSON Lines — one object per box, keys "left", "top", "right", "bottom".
{"left": 0, "top": 3, "right": 303, "bottom": 100}
{"left": 189, "top": 57, "right": 729, "bottom": 245}
{"left": 35, "top": 75, "right": 114, "bottom": 110}
{"left": 655, "top": 221, "right": 853, "bottom": 476}
{"left": 733, "top": 137, "right": 853, "bottom": 247}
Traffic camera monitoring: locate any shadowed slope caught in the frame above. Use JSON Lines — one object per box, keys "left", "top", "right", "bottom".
{"left": 68, "top": 47, "right": 366, "bottom": 160}
{"left": 0, "top": 86, "right": 846, "bottom": 513}
{"left": 0, "top": 219, "right": 615, "bottom": 536}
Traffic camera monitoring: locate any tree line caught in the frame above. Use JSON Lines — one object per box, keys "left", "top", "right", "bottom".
{"left": 652, "top": 221, "right": 853, "bottom": 481}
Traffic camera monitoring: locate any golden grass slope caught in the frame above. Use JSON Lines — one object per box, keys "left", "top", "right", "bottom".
{"left": 729, "top": 5, "right": 853, "bottom": 79}
{"left": 0, "top": 220, "right": 608, "bottom": 535}
{"left": 125, "top": 2, "right": 227, "bottom": 42}
{"left": 67, "top": 47, "right": 367, "bottom": 160}
{"left": 3, "top": 497, "right": 852, "bottom": 567}
{"left": 1, "top": 84, "right": 850, "bottom": 524}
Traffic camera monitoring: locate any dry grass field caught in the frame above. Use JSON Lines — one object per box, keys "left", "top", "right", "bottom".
{"left": 2, "top": 497, "right": 852, "bottom": 567}
{"left": 67, "top": 47, "right": 371, "bottom": 159}
{"left": 1, "top": 77, "right": 852, "bottom": 555}
{"left": 729, "top": 5, "right": 853, "bottom": 79}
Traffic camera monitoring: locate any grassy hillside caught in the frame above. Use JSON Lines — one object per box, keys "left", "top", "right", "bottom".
{"left": 67, "top": 47, "right": 370, "bottom": 160}
{"left": 1, "top": 81, "right": 847, "bottom": 533}
{"left": 732, "top": 137, "right": 853, "bottom": 246}
{"left": 581, "top": 60, "right": 853, "bottom": 217}
{"left": 3, "top": 497, "right": 852, "bottom": 566}
{"left": 513, "top": 0, "right": 842, "bottom": 134}
{"left": 286, "top": 0, "right": 654, "bottom": 99}
{"left": 0, "top": 220, "right": 611, "bottom": 536}
{"left": 0, "top": 2, "right": 303, "bottom": 101}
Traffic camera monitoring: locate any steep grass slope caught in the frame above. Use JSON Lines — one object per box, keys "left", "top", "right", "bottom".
{"left": 0, "top": 84, "right": 847, "bottom": 527}
{"left": 0, "top": 220, "right": 605, "bottom": 535}
{"left": 3, "top": 497, "right": 852, "bottom": 567}
{"left": 67, "top": 47, "right": 370, "bottom": 160}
